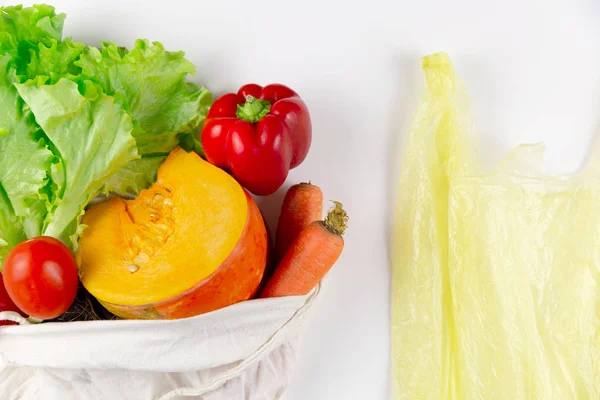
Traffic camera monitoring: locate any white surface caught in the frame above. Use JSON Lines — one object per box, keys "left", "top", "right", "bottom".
{"left": 6, "top": 0, "right": 600, "bottom": 398}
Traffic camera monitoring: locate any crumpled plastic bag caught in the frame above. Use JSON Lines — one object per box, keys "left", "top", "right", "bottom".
{"left": 392, "top": 52, "right": 600, "bottom": 399}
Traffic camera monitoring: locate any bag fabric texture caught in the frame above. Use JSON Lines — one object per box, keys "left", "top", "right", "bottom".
{"left": 0, "top": 283, "right": 324, "bottom": 400}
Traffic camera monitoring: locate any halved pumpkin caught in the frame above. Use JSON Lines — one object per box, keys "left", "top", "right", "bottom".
{"left": 77, "top": 147, "right": 268, "bottom": 319}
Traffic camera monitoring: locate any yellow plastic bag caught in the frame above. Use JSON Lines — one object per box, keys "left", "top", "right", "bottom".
{"left": 392, "top": 52, "right": 600, "bottom": 399}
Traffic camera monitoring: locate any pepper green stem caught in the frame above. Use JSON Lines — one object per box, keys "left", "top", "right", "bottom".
{"left": 236, "top": 95, "right": 271, "bottom": 123}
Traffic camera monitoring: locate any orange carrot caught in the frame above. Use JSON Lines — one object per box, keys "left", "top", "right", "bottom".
{"left": 260, "top": 201, "right": 348, "bottom": 298}
{"left": 275, "top": 183, "right": 323, "bottom": 263}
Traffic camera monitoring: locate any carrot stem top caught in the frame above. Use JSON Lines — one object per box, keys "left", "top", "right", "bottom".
{"left": 324, "top": 201, "right": 349, "bottom": 235}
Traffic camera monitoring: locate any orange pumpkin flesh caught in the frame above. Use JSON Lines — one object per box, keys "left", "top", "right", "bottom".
{"left": 77, "top": 147, "right": 268, "bottom": 319}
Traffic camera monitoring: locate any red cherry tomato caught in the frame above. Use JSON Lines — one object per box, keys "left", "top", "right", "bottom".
{"left": 3, "top": 236, "right": 78, "bottom": 320}
{"left": 0, "top": 274, "right": 26, "bottom": 326}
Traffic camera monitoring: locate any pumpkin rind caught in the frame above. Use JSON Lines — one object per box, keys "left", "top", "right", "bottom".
{"left": 78, "top": 147, "right": 268, "bottom": 318}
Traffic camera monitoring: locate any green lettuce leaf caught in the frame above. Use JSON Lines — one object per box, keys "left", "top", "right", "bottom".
{"left": 0, "top": 54, "right": 53, "bottom": 262}
{"left": 16, "top": 78, "right": 138, "bottom": 246}
{"left": 101, "top": 156, "right": 165, "bottom": 197}
{"left": 0, "top": 188, "right": 24, "bottom": 264}
{"left": 0, "top": 4, "right": 64, "bottom": 49}
{"left": 0, "top": 5, "right": 83, "bottom": 83}
{"left": 0, "top": 5, "right": 211, "bottom": 258}
{"left": 24, "top": 38, "right": 84, "bottom": 83}
{"left": 76, "top": 39, "right": 211, "bottom": 155}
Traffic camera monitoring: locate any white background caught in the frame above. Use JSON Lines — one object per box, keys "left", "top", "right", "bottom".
{"left": 9, "top": 0, "right": 600, "bottom": 399}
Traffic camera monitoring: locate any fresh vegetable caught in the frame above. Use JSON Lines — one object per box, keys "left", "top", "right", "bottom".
{"left": 201, "top": 83, "right": 312, "bottom": 195}
{"left": 260, "top": 202, "right": 348, "bottom": 298}
{"left": 0, "top": 5, "right": 211, "bottom": 264}
{"left": 100, "top": 156, "right": 166, "bottom": 198}
{"left": 0, "top": 274, "right": 26, "bottom": 326}
{"left": 17, "top": 78, "right": 138, "bottom": 245}
{"left": 3, "top": 236, "right": 78, "bottom": 320}
{"left": 77, "top": 148, "right": 268, "bottom": 320}
{"left": 0, "top": 4, "right": 344, "bottom": 324}
{"left": 275, "top": 183, "right": 323, "bottom": 263}
{"left": 75, "top": 39, "right": 211, "bottom": 157}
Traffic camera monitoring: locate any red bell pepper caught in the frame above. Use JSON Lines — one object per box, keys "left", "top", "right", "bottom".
{"left": 201, "top": 83, "right": 312, "bottom": 196}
